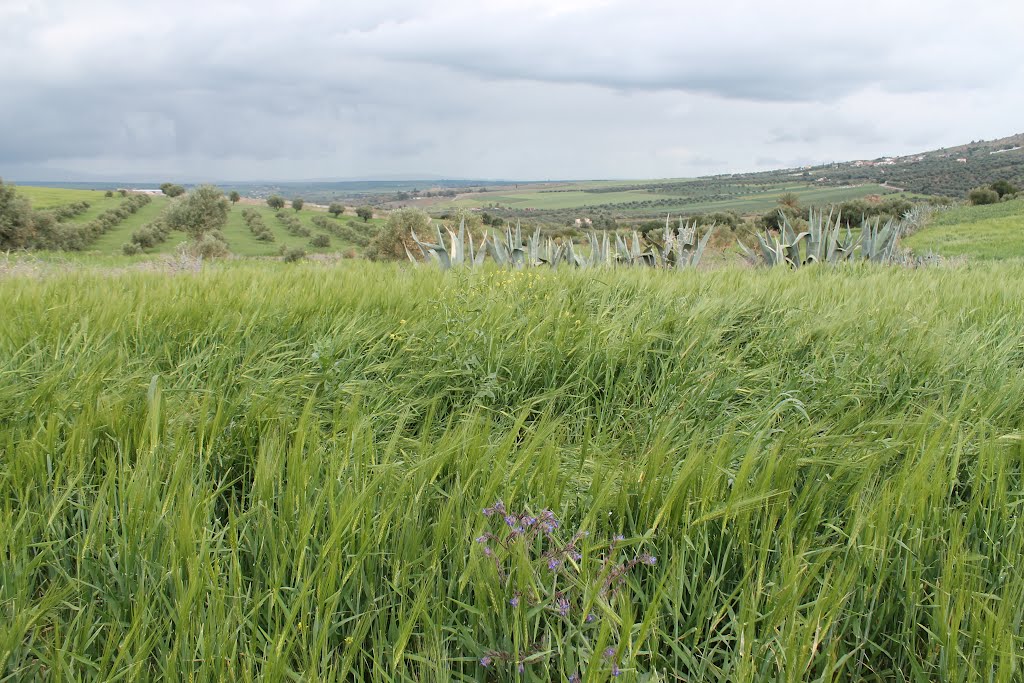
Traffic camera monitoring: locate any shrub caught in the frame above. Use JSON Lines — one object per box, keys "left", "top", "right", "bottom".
{"left": 356, "top": 206, "right": 374, "bottom": 222}
{"left": 104, "top": 190, "right": 114, "bottom": 198}
{"left": 0, "top": 179, "right": 38, "bottom": 249}
{"left": 160, "top": 183, "right": 185, "bottom": 198}
{"left": 329, "top": 203, "right": 345, "bottom": 217}
{"left": 122, "top": 242, "right": 143, "bottom": 255}
{"left": 990, "top": 180, "right": 1019, "bottom": 198}
{"left": 282, "top": 247, "right": 306, "bottom": 262}
{"left": 189, "top": 234, "right": 230, "bottom": 259}
{"left": 365, "top": 208, "right": 430, "bottom": 262}
{"left": 130, "top": 227, "right": 158, "bottom": 249}
{"left": 310, "top": 234, "right": 330, "bottom": 248}
{"left": 165, "top": 185, "right": 230, "bottom": 238}
{"left": 968, "top": 187, "right": 1000, "bottom": 205}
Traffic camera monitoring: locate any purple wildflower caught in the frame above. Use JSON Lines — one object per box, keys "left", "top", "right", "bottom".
{"left": 518, "top": 663, "right": 525, "bottom": 673}
{"left": 613, "top": 534, "right": 625, "bottom": 542}
{"left": 509, "top": 596, "right": 519, "bottom": 607}
{"left": 483, "top": 546, "right": 494, "bottom": 557}
{"left": 548, "top": 558, "right": 561, "bottom": 571}
{"left": 603, "top": 647, "right": 616, "bottom": 658}
{"left": 480, "top": 655, "right": 492, "bottom": 667}
{"left": 585, "top": 613, "right": 596, "bottom": 623}
{"left": 612, "top": 665, "right": 622, "bottom": 676}
{"left": 569, "top": 675, "right": 581, "bottom": 683}
{"left": 475, "top": 535, "right": 488, "bottom": 544}
{"left": 555, "top": 597, "right": 570, "bottom": 616}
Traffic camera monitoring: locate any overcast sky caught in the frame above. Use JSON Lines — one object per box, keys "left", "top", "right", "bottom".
{"left": 2, "top": 0, "right": 1023, "bottom": 181}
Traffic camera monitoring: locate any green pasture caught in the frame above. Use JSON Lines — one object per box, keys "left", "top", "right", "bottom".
{"left": 905, "top": 198, "right": 1024, "bottom": 260}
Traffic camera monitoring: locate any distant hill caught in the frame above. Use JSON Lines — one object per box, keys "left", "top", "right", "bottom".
{"left": 741, "top": 133, "right": 1024, "bottom": 198}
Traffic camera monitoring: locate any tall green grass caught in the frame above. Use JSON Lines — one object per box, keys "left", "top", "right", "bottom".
{"left": 1, "top": 263, "right": 1022, "bottom": 681}
{"left": 904, "top": 198, "right": 1024, "bottom": 260}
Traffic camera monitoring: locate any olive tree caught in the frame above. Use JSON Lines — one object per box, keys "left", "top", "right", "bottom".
{"left": 165, "top": 184, "right": 230, "bottom": 239}
{"left": 364, "top": 208, "right": 430, "bottom": 261}
{"left": 160, "top": 183, "right": 185, "bottom": 198}
{"left": 0, "top": 179, "right": 37, "bottom": 249}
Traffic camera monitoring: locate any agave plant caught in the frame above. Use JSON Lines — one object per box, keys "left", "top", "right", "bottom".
{"left": 740, "top": 208, "right": 912, "bottom": 268}
{"left": 803, "top": 209, "right": 858, "bottom": 264}
{"left": 408, "top": 218, "right": 487, "bottom": 270}
{"left": 860, "top": 216, "right": 903, "bottom": 263}
{"left": 410, "top": 215, "right": 716, "bottom": 271}
{"left": 738, "top": 215, "right": 807, "bottom": 268}
{"left": 663, "top": 218, "right": 716, "bottom": 269}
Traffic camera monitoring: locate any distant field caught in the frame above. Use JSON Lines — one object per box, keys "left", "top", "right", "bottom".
{"left": 13, "top": 185, "right": 116, "bottom": 208}
{"left": 12, "top": 186, "right": 383, "bottom": 257}
{"left": 904, "top": 199, "right": 1024, "bottom": 259}
{"left": 445, "top": 182, "right": 899, "bottom": 216}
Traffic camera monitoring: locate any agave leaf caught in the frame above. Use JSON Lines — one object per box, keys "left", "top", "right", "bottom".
{"left": 737, "top": 239, "right": 757, "bottom": 265}
{"left": 404, "top": 244, "right": 419, "bottom": 265}
{"left": 689, "top": 224, "right": 716, "bottom": 268}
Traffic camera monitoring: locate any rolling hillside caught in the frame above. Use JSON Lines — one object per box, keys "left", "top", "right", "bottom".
{"left": 7, "top": 185, "right": 384, "bottom": 257}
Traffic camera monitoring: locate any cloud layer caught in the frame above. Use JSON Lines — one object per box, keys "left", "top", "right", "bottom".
{"left": 2, "top": 0, "right": 1023, "bottom": 180}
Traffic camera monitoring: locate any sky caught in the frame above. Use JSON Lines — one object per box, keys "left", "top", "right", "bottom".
{"left": 2, "top": 0, "right": 1023, "bottom": 182}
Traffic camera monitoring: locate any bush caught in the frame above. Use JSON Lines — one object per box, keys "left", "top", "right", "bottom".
{"left": 356, "top": 206, "right": 374, "bottom": 222}
{"left": 282, "top": 247, "right": 306, "bottom": 262}
{"left": 990, "top": 180, "right": 1019, "bottom": 198}
{"left": 104, "top": 190, "right": 114, "bottom": 198}
{"left": 130, "top": 227, "right": 158, "bottom": 249}
{"left": 365, "top": 208, "right": 431, "bottom": 262}
{"left": 0, "top": 179, "right": 38, "bottom": 249}
{"left": 122, "top": 242, "right": 143, "bottom": 256}
{"left": 160, "top": 183, "right": 185, "bottom": 198}
{"left": 190, "top": 234, "right": 230, "bottom": 259}
{"left": 165, "top": 185, "right": 230, "bottom": 238}
{"left": 968, "top": 187, "right": 1000, "bottom": 205}
{"left": 329, "top": 203, "right": 345, "bottom": 217}
{"left": 310, "top": 234, "right": 330, "bottom": 248}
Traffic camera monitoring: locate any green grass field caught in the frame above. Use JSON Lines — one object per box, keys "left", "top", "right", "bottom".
{"left": 12, "top": 185, "right": 116, "bottom": 208}
{"left": 904, "top": 199, "right": 1024, "bottom": 259}
{"left": 447, "top": 182, "right": 898, "bottom": 215}
{"left": 2, "top": 262, "right": 1022, "bottom": 681}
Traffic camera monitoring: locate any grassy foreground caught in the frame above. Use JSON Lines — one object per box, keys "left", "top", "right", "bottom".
{"left": 2, "top": 263, "right": 1023, "bottom": 682}
{"left": 904, "top": 198, "right": 1024, "bottom": 259}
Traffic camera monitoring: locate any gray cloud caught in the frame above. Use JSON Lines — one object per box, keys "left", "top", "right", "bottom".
{"left": 1, "top": 0, "right": 1023, "bottom": 180}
